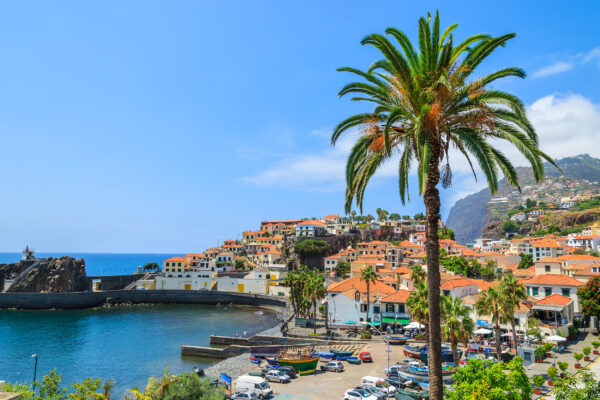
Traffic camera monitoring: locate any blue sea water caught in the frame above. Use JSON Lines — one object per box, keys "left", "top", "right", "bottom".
{"left": 0, "top": 253, "right": 279, "bottom": 397}
{"left": 0, "top": 252, "right": 180, "bottom": 276}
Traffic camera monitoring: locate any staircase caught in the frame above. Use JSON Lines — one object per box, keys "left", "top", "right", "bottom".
{"left": 7, "top": 258, "right": 46, "bottom": 289}
{"left": 124, "top": 273, "right": 155, "bottom": 290}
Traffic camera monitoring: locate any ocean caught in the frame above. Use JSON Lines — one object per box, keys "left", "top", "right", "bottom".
{"left": 0, "top": 253, "right": 279, "bottom": 397}
{"left": 0, "top": 252, "right": 181, "bottom": 276}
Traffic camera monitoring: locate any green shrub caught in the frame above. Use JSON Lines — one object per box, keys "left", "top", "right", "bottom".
{"left": 547, "top": 366, "right": 558, "bottom": 380}
{"left": 532, "top": 375, "right": 545, "bottom": 388}
{"left": 592, "top": 341, "right": 600, "bottom": 350}
{"left": 583, "top": 346, "right": 591, "bottom": 357}
{"left": 557, "top": 361, "right": 569, "bottom": 372}
{"left": 534, "top": 346, "right": 547, "bottom": 359}
{"left": 573, "top": 353, "right": 584, "bottom": 362}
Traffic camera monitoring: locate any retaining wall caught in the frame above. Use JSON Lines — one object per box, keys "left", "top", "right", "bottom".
{"left": 0, "top": 290, "right": 287, "bottom": 310}
{"left": 86, "top": 275, "right": 141, "bottom": 290}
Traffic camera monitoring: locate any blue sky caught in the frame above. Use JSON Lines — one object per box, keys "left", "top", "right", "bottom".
{"left": 0, "top": 1, "right": 598, "bottom": 252}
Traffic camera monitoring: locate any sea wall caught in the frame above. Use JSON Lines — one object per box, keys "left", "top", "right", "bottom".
{"left": 86, "top": 275, "right": 141, "bottom": 290}
{"left": 0, "top": 290, "right": 287, "bottom": 310}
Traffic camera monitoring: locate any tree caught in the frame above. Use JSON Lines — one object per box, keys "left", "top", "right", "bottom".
{"left": 143, "top": 262, "right": 160, "bottom": 273}
{"left": 128, "top": 370, "right": 222, "bottom": 400}
{"left": 402, "top": 215, "right": 411, "bottom": 221}
{"left": 376, "top": 207, "right": 389, "bottom": 221}
{"left": 360, "top": 266, "right": 379, "bottom": 323}
{"left": 294, "top": 239, "right": 329, "bottom": 258}
{"left": 503, "top": 220, "right": 519, "bottom": 233}
{"left": 304, "top": 270, "right": 326, "bottom": 334}
{"left": 334, "top": 261, "right": 351, "bottom": 277}
{"left": 525, "top": 198, "right": 537, "bottom": 209}
{"left": 499, "top": 274, "right": 527, "bottom": 354}
{"left": 553, "top": 370, "right": 600, "bottom": 400}
{"left": 577, "top": 276, "right": 600, "bottom": 329}
{"left": 445, "top": 357, "right": 532, "bottom": 400}
{"left": 413, "top": 213, "right": 426, "bottom": 221}
{"left": 332, "top": 12, "right": 555, "bottom": 399}
{"left": 527, "top": 317, "right": 542, "bottom": 342}
{"left": 518, "top": 253, "right": 534, "bottom": 269}
{"left": 410, "top": 264, "right": 426, "bottom": 284}
{"left": 389, "top": 213, "right": 401, "bottom": 221}
{"left": 350, "top": 210, "right": 357, "bottom": 221}
{"left": 441, "top": 295, "right": 474, "bottom": 364}
{"left": 406, "top": 281, "right": 430, "bottom": 334}
{"left": 438, "top": 227, "right": 455, "bottom": 240}
{"left": 476, "top": 287, "right": 504, "bottom": 361}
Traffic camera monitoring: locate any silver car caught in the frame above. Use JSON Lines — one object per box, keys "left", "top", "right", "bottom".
{"left": 230, "top": 392, "right": 257, "bottom": 400}
{"left": 264, "top": 370, "right": 290, "bottom": 383}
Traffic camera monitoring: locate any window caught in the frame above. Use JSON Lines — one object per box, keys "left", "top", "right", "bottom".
{"left": 526, "top": 286, "right": 530, "bottom": 295}
{"left": 545, "top": 265, "right": 551, "bottom": 272}
{"left": 532, "top": 287, "right": 539, "bottom": 296}
{"left": 443, "top": 290, "right": 451, "bottom": 296}
{"left": 373, "top": 306, "right": 380, "bottom": 314}
{"left": 398, "top": 304, "right": 406, "bottom": 313}
{"left": 166, "top": 262, "right": 170, "bottom": 267}
{"left": 545, "top": 287, "right": 552, "bottom": 297}
{"left": 360, "top": 304, "right": 368, "bottom": 312}
{"left": 386, "top": 304, "right": 395, "bottom": 312}
{"left": 562, "top": 288, "right": 570, "bottom": 296}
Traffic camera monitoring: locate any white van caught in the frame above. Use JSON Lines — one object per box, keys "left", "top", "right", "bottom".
{"left": 235, "top": 375, "right": 273, "bottom": 399}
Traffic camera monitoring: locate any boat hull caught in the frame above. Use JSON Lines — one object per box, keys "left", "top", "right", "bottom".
{"left": 403, "top": 347, "right": 423, "bottom": 359}
{"left": 277, "top": 355, "right": 320, "bottom": 375}
{"left": 389, "top": 337, "right": 407, "bottom": 345}
{"left": 395, "top": 387, "right": 429, "bottom": 400}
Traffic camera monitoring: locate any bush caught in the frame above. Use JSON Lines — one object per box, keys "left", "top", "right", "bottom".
{"left": 568, "top": 325, "right": 578, "bottom": 338}
{"left": 592, "top": 340, "right": 600, "bottom": 350}
{"left": 543, "top": 342, "right": 554, "bottom": 353}
{"left": 532, "top": 375, "right": 546, "bottom": 388}
{"left": 557, "top": 361, "right": 569, "bottom": 372}
{"left": 547, "top": 366, "right": 558, "bottom": 381}
{"left": 294, "top": 239, "right": 329, "bottom": 258}
{"left": 360, "top": 330, "right": 372, "bottom": 339}
{"left": 582, "top": 347, "right": 591, "bottom": 357}
{"left": 573, "top": 353, "right": 584, "bottom": 362}
{"left": 534, "top": 346, "right": 547, "bottom": 359}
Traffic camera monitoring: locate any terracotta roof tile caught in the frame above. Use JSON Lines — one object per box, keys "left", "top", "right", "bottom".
{"left": 525, "top": 274, "right": 584, "bottom": 286}
{"left": 381, "top": 289, "right": 412, "bottom": 303}
{"left": 535, "top": 293, "right": 572, "bottom": 306}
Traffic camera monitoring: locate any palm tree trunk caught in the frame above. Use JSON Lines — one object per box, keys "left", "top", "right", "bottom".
{"left": 424, "top": 143, "right": 443, "bottom": 400}
{"left": 313, "top": 300, "right": 317, "bottom": 334}
{"left": 366, "top": 281, "right": 371, "bottom": 324}
{"left": 451, "top": 337, "right": 459, "bottom": 367}
{"left": 495, "top": 323, "right": 502, "bottom": 361}
{"left": 511, "top": 320, "right": 518, "bottom": 355}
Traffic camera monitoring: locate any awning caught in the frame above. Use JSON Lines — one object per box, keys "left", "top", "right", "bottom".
{"left": 381, "top": 317, "right": 410, "bottom": 324}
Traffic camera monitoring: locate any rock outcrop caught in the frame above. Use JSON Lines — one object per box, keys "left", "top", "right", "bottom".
{"left": 2, "top": 257, "right": 87, "bottom": 293}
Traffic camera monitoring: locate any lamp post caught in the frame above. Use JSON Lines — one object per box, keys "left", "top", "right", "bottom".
{"left": 31, "top": 354, "right": 38, "bottom": 395}
{"left": 363, "top": 322, "right": 390, "bottom": 375}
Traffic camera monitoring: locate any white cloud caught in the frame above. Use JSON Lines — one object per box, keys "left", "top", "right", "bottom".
{"left": 532, "top": 61, "right": 574, "bottom": 78}
{"left": 533, "top": 46, "right": 600, "bottom": 78}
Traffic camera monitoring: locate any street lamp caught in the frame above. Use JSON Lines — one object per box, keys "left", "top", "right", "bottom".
{"left": 31, "top": 354, "right": 38, "bottom": 395}
{"left": 362, "top": 321, "right": 391, "bottom": 375}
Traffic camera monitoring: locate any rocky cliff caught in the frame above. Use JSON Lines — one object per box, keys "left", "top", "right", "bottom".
{"left": 446, "top": 154, "right": 600, "bottom": 244}
{"left": 1, "top": 257, "right": 87, "bottom": 293}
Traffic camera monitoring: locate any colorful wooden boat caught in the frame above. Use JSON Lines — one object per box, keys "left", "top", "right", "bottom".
{"left": 335, "top": 356, "right": 348, "bottom": 361}
{"left": 330, "top": 349, "right": 353, "bottom": 357}
{"left": 395, "top": 387, "right": 429, "bottom": 400}
{"left": 264, "top": 357, "right": 279, "bottom": 365}
{"left": 346, "top": 356, "right": 361, "bottom": 365}
{"left": 403, "top": 345, "right": 424, "bottom": 359}
{"left": 277, "top": 346, "right": 320, "bottom": 375}
{"left": 389, "top": 336, "right": 408, "bottom": 345}
{"left": 249, "top": 357, "right": 262, "bottom": 365}
{"left": 319, "top": 352, "right": 335, "bottom": 360}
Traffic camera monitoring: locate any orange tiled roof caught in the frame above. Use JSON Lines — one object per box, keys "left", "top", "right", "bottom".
{"left": 440, "top": 277, "right": 479, "bottom": 290}
{"left": 381, "top": 289, "right": 412, "bottom": 303}
{"left": 556, "top": 254, "right": 600, "bottom": 261}
{"left": 475, "top": 280, "right": 500, "bottom": 291}
{"left": 525, "top": 274, "right": 584, "bottom": 286}
{"left": 535, "top": 293, "right": 572, "bottom": 306}
{"left": 327, "top": 275, "right": 396, "bottom": 295}
{"left": 297, "top": 219, "right": 327, "bottom": 226}
{"left": 165, "top": 256, "right": 186, "bottom": 262}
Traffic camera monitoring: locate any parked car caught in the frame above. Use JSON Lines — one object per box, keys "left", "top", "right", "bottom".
{"left": 321, "top": 361, "right": 344, "bottom": 372}
{"left": 355, "top": 385, "right": 386, "bottom": 400}
{"left": 230, "top": 392, "right": 257, "bottom": 400}
{"left": 275, "top": 366, "right": 297, "bottom": 378}
{"left": 361, "top": 376, "right": 397, "bottom": 396}
{"left": 235, "top": 376, "right": 272, "bottom": 400}
{"left": 384, "top": 365, "right": 402, "bottom": 377}
{"left": 343, "top": 388, "right": 378, "bottom": 400}
{"left": 264, "top": 370, "right": 290, "bottom": 383}
{"left": 385, "top": 376, "right": 409, "bottom": 389}
{"left": 359, "top": 352, "right": 373, "bottom": 362}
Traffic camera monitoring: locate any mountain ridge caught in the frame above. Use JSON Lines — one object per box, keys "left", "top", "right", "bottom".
{"left": 446, "top": 154, "right": 600, "bottom": 244}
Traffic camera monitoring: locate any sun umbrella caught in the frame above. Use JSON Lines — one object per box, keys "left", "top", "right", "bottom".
{"left": 501, "top": 332, "right": 514, "bottom": 337}
{"left": 474, "top": 328, "right": 492, "bottom": 335}
{"left": 405, "top": 322, "right": 425, "bottom": 329}
{"left": 547, "top": 335, "right": 567, "bottom": 342}
{"left": 344, "top": 320, "right": 357, "bottom": 325}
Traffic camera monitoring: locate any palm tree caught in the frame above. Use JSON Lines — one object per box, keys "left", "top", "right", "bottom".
{"left": 350, "top": 210, "right": 357, "bottom": 221}
{"left": 499, "top": 274, "right": 527, "bottom": 354}
{"left": 476, "top": 287, "right": 505, "bottom": 361}
{"left": 360, "top": 266, "right": 379, "bottom": 323}
{"left": 411, "top": 264, "right": 426, "bottom": 285}
{"left": 406, "top": 281, "right": 429, "bottom": 334}
{"left": 441, "top": 295, "right": 474, "bottom": 365}
{"left": 283, "top": 270, "right": 300, "bottom": 316}
{"left": 332, "top": 12, "right": 556, "bottom": 399}
{"left": 304, "top": 270, "right": 326, "bottom": 334}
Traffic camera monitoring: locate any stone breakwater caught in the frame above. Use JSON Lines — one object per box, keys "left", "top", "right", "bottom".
{"left": 0, "top": 289, "right": 287, "bottom": 309}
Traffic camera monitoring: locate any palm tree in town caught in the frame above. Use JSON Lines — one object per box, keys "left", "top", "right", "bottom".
{"left": 411, "top": 264, "right": 426, "bottom": 284}
{"left": 360, "top": 266, "right": 379, "bottom": 324}
{"left": 441, "top": 295, "right": 474, "bottom": 365}
{"left": 304, "top": 270, "right": 327, "bottom": 334}
{"left": 499, "top": 274, "right": 527, "bottom": 354}
{"left": 406, "top": 281, "right": 429, "bottom": 334}
{"left": 283, "top": 270, "right": 301, "bottom": 316}
{"left": 476, "top": 287, "right": 505, "bottom": 361}
{"left": 332, "top": 11, "right": 556, "bottom": 399}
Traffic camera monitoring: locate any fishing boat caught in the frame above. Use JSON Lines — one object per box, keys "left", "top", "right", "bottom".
{"left": 346, "top": 356, "right": 361, "bottom": 365}
{"left": 398, "top": 362, "right": 455, "bottom": 378}
{"left": 419, "top": 346, "right": 460, "bottom": 364}
{"left": 388, "top": 336, "right": 408, "bottom": 345}
{"left": 330, "top": 349, "right": 354, "bottom": 357}
{"left": 319, "top": 352, "right": 335, "bottom": 361}
{"left": 403, "top": 345, "right": 424, "bottom": 359}
{"left": 264, "top": 356, "right": 279, "bottom": 365}
{"left": 395, "top": 387, "right": 429, "bottom": 400}
{"left": 277, "top": 346, "right": 320, "bottom": 375}
{"left": 335, "top": 356, "right": 348, "bottom": 361}
{"left": 249, "top": 357, "right": 262, "bottom": 365}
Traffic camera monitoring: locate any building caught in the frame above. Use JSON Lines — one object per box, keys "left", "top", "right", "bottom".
{"left": 523, "top": 274, "right": 585, "bottom": 313}
{"left": 380, "top": 290, "right": 412, "bottom": 325}
{"left": 324, "top": 254, "right": 340, "bottom": 272}
{"left": 163, "top": 256, "right": 187, "bottom": 276}
{"left": 530, "top": 294, "right": 575, "bottom": 336}
{"left": 295, "top": 220, "right": 327, "bottom": 237}
{"left": 439, "top": 278, "right": 479, "bottom": 298}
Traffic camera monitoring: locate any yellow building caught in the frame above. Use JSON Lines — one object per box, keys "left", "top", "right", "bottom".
{"left": 163, "top": 256, "right": 186, "bottom": 275}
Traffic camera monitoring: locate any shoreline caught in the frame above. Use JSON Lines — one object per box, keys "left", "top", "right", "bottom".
{"left": 202, "top": 321, "right": 284, "bottom": 379}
